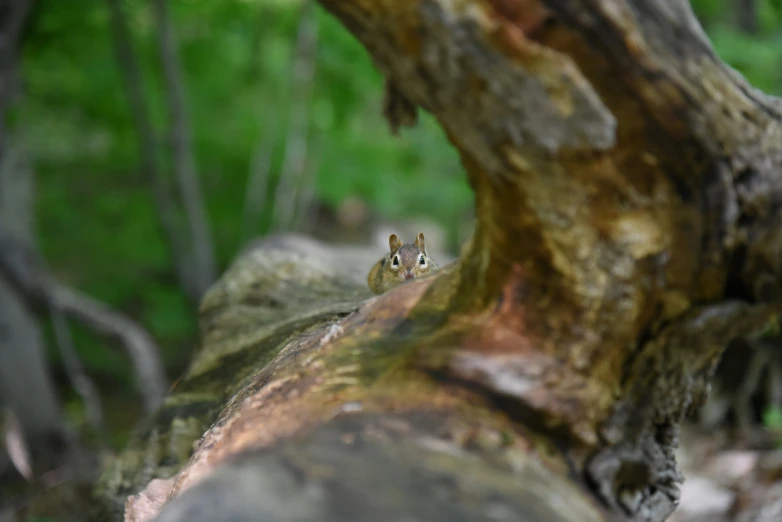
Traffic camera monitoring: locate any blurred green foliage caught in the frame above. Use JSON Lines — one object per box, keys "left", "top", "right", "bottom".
{"left": 10, "top": 0, "right": 782, "bottom": 439}
{"left": 693, "top": 0, "right": 782, "bottom": 94}
{"left": 763, "top": 406, "right": 782, "bottom": 447}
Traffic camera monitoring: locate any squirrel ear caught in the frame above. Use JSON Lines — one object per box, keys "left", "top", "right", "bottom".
{"left": 388, "top": 233, "right": 401, "bottom": 252}
{"left": 414, "top": 232, "right": 426, "bottom": 253}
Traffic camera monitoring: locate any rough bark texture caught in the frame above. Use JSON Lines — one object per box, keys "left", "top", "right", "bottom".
{"left": 96, "top": 1, "right": 782, "bottom": 521}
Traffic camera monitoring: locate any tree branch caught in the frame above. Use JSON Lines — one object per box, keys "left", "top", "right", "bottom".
{"left": 0, "top": 228, "right": 167, "bottom": 414}
{"left": 48, "top": 299, "right": 105, "bottom": 436}
{"left": 50, "top": 285, "right": 167, "bottom": 413}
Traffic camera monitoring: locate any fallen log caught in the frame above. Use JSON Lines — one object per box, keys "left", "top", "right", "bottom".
{"left": 95, "top": 1, "right": 782, "bottom": 521}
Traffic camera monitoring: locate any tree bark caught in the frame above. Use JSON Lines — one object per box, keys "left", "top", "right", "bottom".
{"left": 96, "top": 1, "right": 782, "bottom": 521}
{"left": 153, "top": 0, "right": 216, "bottom": 301}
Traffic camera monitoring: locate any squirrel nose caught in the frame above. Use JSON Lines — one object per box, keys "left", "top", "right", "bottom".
{"left": 404, "top": 270, "right": 414, "bottom": 280}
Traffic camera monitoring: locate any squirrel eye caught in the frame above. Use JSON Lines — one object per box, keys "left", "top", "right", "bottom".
{"left": 392, "top": 255, "right": 400, "bottom": 267}
{"left": 419, "top": 255, "right": 426, "bottom": 265}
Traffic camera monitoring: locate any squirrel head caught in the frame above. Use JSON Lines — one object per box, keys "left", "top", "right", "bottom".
{"left": 384, "top": 232, "right": 434, "bottom": 283}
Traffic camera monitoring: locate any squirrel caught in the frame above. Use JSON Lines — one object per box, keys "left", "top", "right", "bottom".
{"left": 367, "top": 232, "right": 438, "bottom": 295}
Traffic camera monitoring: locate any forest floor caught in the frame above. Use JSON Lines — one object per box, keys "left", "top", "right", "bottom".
{"left": 672, "top": 424, "right": 782, "bottom": 522}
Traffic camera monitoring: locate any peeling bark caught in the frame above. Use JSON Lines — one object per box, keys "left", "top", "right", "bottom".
{"left": 97, "top": 1, "right": 782, "bottom": 521}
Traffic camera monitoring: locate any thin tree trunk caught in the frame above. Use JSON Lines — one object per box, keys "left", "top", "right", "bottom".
{"left": 0, "top": 0, "right": 69, "bottom": 475}
{"left": 272, "top": 0, "right": 318, "bottom": 232}
{"left": 292, "top": 140, "right": 320, "bottom": 232}
{"left": 241, "top": 108, "right": 277, "bottom": 242}
{"left": 736, "top": 0, "right": 758, "bottom": 34}
{"left": 105, "top": 0, "right": 200, "bottom": 305}
{"left": 152, "top": 0, "right": 216, "bottom": 300}
{"left": 247, "top": 1, "right": 271, "bottom": 81}
{"left": 0, "top": 0, "right": 32, "bottom": 150}
{"left": 0, "top": 138, "right": 68, "bottom": 475}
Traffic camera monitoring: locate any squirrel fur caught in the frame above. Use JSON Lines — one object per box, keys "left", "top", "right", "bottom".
{"left": 367, "top": 232, "right": 438, "bottom": 295}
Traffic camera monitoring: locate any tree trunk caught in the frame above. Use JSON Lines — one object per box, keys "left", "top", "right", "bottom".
{"left": 96, "top": 1, "right": 782, "bottom": 521}
{"left": 0, "top": 0, "right": 31, "bottom": 150}
{"left": 105, "top": 0, "right": 203, "bottom": 308}
{"left": 0, "top": 0, "right": 70, "bottom": 475}
{"left": 152, "top": 0, "right": 216, "bottom": 302}
{"left": 271, "top": 0, "right": 318, "bottom": 232}
{"left": 0, "top": 139, "right": 69, "bottom": 475}
{"left": 735, "top": 0, "right": 758, "bottom": 34}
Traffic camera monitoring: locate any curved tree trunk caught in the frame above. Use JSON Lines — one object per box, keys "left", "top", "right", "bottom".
{"left": 0, "top": 137, "right": 68, "bottom": 476}
{"left": 97, "top": 1, "right": 782, "bottom": 521}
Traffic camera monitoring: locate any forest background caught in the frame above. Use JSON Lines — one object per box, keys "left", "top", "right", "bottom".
{"left": 1, "top": 0, "right": 781, "bottom": 503}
